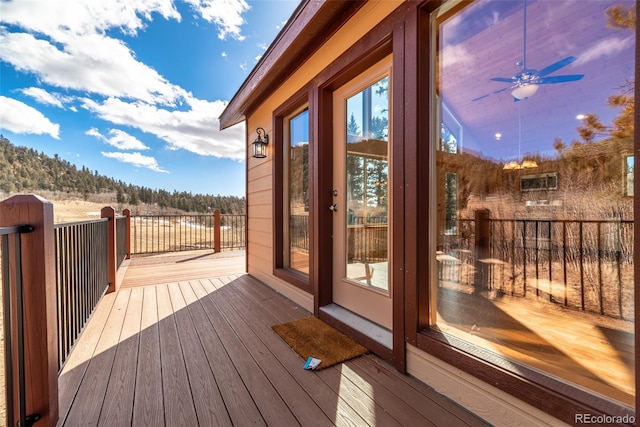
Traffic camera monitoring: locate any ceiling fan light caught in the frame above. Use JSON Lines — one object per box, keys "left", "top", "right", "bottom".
{"left": 511, "top": 84, "right": 539, "bottom": 100}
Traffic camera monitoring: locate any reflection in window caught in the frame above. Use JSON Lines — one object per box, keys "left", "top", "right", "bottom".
{"left": 444, "top": 172, "right": 457, "bottom": 235}
{"left": 432, "top": 0, "right": 635, "bottom": 407}
{"left": 285, "top": 109, "right": 309, "bottom": 274}
{"left": 345, "top": 76, "right": 389, "bottom": 290}
{"left": 440, "top": 124, "right": 458, "bottom": 154}
{"left": 626, "top": 155, "right": 634, "bottom": 197}
{"left": 440, "top": 103, "right": 461, "bottom": 154}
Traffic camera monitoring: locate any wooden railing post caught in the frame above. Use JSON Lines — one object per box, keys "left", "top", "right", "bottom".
{"left": 102, "top": 206, "right": 117, "bottom": 293}
{"left": 0, "top": 195, "right": 58, "bottom": 426}
{"left": 122, "top": 209, "right": 131, "bottom": 260}
{"left": 214, "top": 210, "right": 221, "bottom": 253}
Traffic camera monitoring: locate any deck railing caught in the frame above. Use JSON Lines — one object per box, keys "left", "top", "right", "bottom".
{"left": 116, "top": 214, "right": 128, "bottom": 269}
{"left": 0, "top": 223, "right": 35, "bottom": 427}
{"left": 131, "top": 211, "right": 246, "bottom": 255}
{"left": 0, "top": 195, "right": 245, "bottom": 425}
{"left": 54, "top": 219, "right": 110, "bottom": 370}
{"left": 0, "top": 195, "right": 59, "bottom": 427}
{"left": 220, "top": 214, "right": 246, "bottom": 250}
{"left": 440, "top": 215, "right": 634, "bottom": 321}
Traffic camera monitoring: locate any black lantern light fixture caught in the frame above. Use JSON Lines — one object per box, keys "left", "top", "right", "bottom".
{"left": 252, "top": 127, "right": 269, "bottom": 158}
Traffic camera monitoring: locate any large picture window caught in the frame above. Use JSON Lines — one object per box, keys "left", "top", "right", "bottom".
{"left": 431, "top": 0, "right": 635, "bottom": 410}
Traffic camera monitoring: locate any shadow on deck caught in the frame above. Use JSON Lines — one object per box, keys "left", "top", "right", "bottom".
{"left": 57, "top": 250, "right": 488, "bottom": 426}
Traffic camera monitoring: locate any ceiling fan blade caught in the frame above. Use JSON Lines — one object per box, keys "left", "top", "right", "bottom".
{"left": 538, "top": 56, "right": 577, "bottom": 77}
{"left": 472, "top": 86, "right": 510, "bottom": 101}
{"left": 489, "top": 77, "right": 515, "bottom": 83}
{"left": 538, "top": 74, "right": 584, "bottom": 84}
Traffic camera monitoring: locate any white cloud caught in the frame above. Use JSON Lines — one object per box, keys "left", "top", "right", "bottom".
{"left": 574, "top": 35, "right": 635, "bottom": 66}
{"left": 0, "top": 0, "right": 180, "bottom": 38}
{"left": 183, "top": 0, "right": 250, "bottom": 40}
{"left": 0, "top": 96, "right": 60, "bottom": 139}
{"left": 0, "top": 1, "right": 190, "bottom": 106}
{"left": 0, "top": 30, "right": 187, "bottom": 106}
{"left": 0, "top": 0, "right": 252, "bottom": 160}
{"left": 441, "top": 44, "right": 474, "bottom": 70}
{"left": 82, "top": 96, "right": 245, "bottom": 160}
{"left": 86, "top": 128, "right": 149, "bottom": 150}
{"left": 21, "top": 87, "right": 72, "bottom": 109}
{"left": 101, "top": 151, "right": 168, "bottom": 173}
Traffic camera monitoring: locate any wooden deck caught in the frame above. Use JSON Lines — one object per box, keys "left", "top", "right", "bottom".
{"left": 57, "top": 251, "right": 487, "bottom": 426}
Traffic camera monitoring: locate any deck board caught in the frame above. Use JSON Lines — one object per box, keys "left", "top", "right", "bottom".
{"left": 221, "top": 277, "right": 370, "bottom": 426}
{"left": 187, "top": 280, "right": 266, "bottom": 426}
{"left": 155, "top": 283, "right": 199, "bottom": 426}
{"left": 57, "top": 290, "right": 117, "bottom": 425}
{"left": 170, "top": 282, "right": 232, "bottom": 427}
{"left": 208, "top": 281, "right": 333, "bottom": 427}
{"left": 229, "top": 276, "right": 376, "bottom": 425}
{"left": 197, "top": 281, "right": 301, "bottom": 426}
{"left": 98, "top": 287, "right": 142, "bottom": 426}
{"left": 132, "top": 285, "right": 164, "bottom": 427}
{"left": 121, "top": 250, "right": 245, "bottom": 288}
{"left": 63, "top": 290, "right": 130, "bottom": 426}
{"left": 58, "top": 251, "right": 489, "bottom": 427}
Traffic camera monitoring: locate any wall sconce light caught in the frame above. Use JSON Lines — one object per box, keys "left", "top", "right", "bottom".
{"left": 252, "top": 127, "right": 269, "bottom": 158}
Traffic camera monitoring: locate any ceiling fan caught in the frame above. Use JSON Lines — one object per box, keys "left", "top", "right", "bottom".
{"left": 472, "top": 0, "right": 584, "bottom": 102}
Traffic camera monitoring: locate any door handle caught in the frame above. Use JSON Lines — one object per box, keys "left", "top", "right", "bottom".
{"left": 329, "top": 204, "right": 338, "bottom": 212}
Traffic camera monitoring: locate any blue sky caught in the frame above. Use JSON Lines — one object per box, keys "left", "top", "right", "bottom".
{"left": 0, "top": 0, "right": 299, "bottom": 197}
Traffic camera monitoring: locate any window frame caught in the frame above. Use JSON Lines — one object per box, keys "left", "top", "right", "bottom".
{"left": 273, "top": 89, "right": 313, "bottom": 293}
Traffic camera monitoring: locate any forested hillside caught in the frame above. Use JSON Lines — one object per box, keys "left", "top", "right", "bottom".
{"left": 0, "top": 136, "right": 245, "bottom": 214}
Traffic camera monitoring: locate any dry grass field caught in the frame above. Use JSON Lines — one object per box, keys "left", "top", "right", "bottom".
{"left": 0, "top": 191, "right": 187, "bottom": 223}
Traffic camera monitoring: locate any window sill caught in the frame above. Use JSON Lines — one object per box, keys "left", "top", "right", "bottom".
{"left": 273, "top": 267, "right": 312, "bottom": 294}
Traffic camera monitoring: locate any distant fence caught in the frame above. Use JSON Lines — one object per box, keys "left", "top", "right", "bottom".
{"left": 130, "top": 211, "right": 246, "bottom": 255}
{"left": 439, "top": 214, "right": 634, "bottom": 321}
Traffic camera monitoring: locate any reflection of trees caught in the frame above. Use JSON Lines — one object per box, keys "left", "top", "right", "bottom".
{"left": 547, "top": 4, "right": 635, "bottom": 209}
{"left": 570, "top": 4, "right": 634, "bottom": 145}
{"left": 347, "top": 113, "right": 365, "bottom": 204}
{"left": 289, "top": 143, "right": 309, "bottom": 213}
{"left": 344, "top": 76, "right": 390, "bottom": 224}
{"left": 346, "top": 109, "right": 389, "bottom": 215}
{"left": 367, "top": 159, "right": 387, "bottom": 209}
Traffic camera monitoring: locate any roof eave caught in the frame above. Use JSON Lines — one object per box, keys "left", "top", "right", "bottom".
{"left": 219, "top": 0, "right": 366, "bottom": 129}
